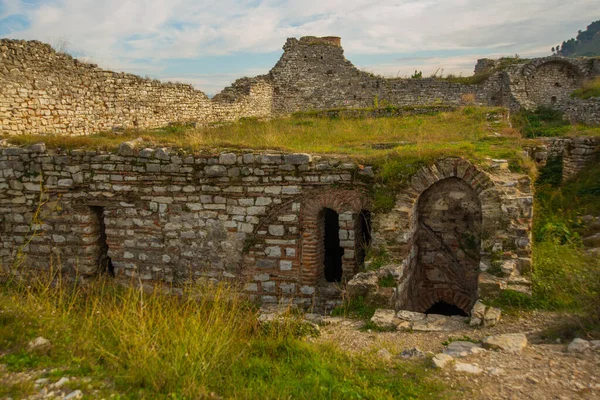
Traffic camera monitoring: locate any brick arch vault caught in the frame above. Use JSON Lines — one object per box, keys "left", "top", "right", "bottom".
{"left": 392, "top": 158, "right": 495, "bottom": 315}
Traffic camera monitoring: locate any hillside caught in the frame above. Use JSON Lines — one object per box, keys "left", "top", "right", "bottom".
{"left": 555, "top": 20, "right": 600, "bottom": 57}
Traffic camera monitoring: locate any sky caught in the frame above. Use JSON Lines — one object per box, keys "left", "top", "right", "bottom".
{"left": 1, "top": 0, "right": 599, "bottom": 95}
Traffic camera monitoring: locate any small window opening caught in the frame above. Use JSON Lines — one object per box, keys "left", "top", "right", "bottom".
{"left": 551, "top": 96, "right": 557, "bottom": 104}
{"left": 554, "top": 82, "right": 561, "bottom": 87}
{"left": 323, "top": 208, "right": 343, "bottom": 282}
{"left": 91, "top": 206, "right": 114, "bottom": 276}
{"left": 425, "top": 301, "right": 468, "bottom": 317}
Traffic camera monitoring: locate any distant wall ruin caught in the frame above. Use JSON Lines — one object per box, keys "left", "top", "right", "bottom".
{"left": 0, "top": 40, "right": 272, "bottom": 135}
{"left": 1, "top": 36, "right": 599, "bottom": 136}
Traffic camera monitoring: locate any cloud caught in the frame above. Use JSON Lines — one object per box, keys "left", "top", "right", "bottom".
{"left": 2, "top": 1, "right": 599, "bottom": 93}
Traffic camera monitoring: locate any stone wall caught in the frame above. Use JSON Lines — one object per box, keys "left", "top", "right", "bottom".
{"left": 0, "top": 39, "right": 272, "bottom": 135}
{"left": 371, "top": 158, "right": 534, "bottom": 311}
{"left": 0, "top": 142, "right": 374, "bottom": 310}
{"left": 2, "top": 36, "right": 600, "bottom": 136}
{"left": 262, "top": 36, "right": 498, "bottom": 115}
{"left": 528, "top": 136, "right": 600, "bottom": 180}
{"left": 0, "top": 142, "right": 532, "bottom": 312}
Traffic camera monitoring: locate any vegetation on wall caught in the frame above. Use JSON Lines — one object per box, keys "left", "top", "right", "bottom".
{"left": 571, "top": 77, "right": 600, "bottom": 100}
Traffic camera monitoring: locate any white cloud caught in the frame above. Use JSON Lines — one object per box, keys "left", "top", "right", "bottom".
{"left": 2, "top": 1, "right": 599, "bottom": 92}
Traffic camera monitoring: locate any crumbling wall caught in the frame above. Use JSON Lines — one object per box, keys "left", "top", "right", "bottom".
{"left": 265, "top": 36, "right": 491, "bottom": 115}
{"left": 0, "top": 39, "right": 273, "bottom": 136}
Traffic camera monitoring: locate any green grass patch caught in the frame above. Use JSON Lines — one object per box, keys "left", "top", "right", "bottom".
{"left": 571, "top": 77, "right": 600, "bottom": 99}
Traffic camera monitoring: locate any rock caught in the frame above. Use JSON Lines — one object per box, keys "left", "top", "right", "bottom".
{"left": 483, "top": 307, "right": 502, "bottom": 327}
{"left": 432, "top": 353, "right": 454, "bottom": 369}
{"left": 370, "top": 309, "right": 397, "bottom": 331}
{"left": 400, "top": 347, "right": 426, "bottom": 359}
{"left": 396, "top": 320, "right": 412, "bottom": 331}
{"left": 444, "top": 341, "right": 485, "bottom": 357}
{"left": 501, "top": 259, "right": 517, "bottom": 275}
{"left": 346, "top": 272, "right": 379, "bottom": 299}
{"left": 469, "top": 317, "right": 482, "bottom": 327}
{"left": 471, "top": 300, "right": 486, "bottom": 319}
{"left": 396, "top": 310, "right": 426, "bottom": 322}
{"left": 28, "top": 336, "right": 51, "bottom": 353}
{"left": 64, "top": 390, "right": 83, "bottom": 400}
{"left": 412, "top": 314, "right": 447, "bottom": 332}
{"left": 303, "top": 313, "right": 323, "bottom": 325}
{"left": 53, "top": 377, "right": 69, "bottom": 388}
{"left": 591, "top": 340, "right": 600, "bottom": 350}
{"left": 567, "top": 338, "right": 591, "bottom": 353}
{"left": 30, "top": 142, "right": 46, "bottom": 153}
{"left": 377, "top": 348, "right": 392, "bottom": 361}
{"left": 482, "top": 333, "right": 528, "bottom": 353}
{"left": 486, "top": 367, "right": 505, "bottom": 375}
{"left": 454, "top": 362, "right": 483, "bottom": 374}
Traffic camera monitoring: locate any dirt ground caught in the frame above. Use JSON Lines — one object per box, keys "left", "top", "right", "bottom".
{"left": 313, "top": 311, "right": 600, "bottom": 400}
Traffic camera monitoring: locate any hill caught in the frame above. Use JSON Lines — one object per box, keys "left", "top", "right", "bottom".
{"left": 554, "top": 20, "right": 600, "bottom": 57}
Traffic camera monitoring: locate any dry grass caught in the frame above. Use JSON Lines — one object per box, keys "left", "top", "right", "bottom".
{"left": 1, "top": 107, "right": 533, "bottom": 167}
{"left": 0, "top": 271, "right": 449, "bottom": 399}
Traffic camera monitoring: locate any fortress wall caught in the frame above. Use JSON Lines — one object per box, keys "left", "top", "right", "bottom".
{"left": 0, "top": 40, "right": 272, "bottom": 136}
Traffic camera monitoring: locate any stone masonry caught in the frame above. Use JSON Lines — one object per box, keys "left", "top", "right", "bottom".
{"left": 2, "top": 36, "right": 599, "bottom": 137}
{"left": 0, "top": 39, "right": 272, "bottom": 135}
{"left": 0, "top": 144, "right": 532, "bottom": 312}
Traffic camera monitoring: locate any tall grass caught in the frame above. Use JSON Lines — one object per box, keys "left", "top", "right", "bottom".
{"left": 0, "top": 272, "right": 447, "bottom": 399}
{"left": 494, "top": 154, "right": 600, "bottom": 329}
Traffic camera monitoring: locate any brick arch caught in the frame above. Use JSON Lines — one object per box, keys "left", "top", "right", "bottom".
{"left": 300, "top": 189, "right": 370, "bottom": 286}
{"left": 396, "top": 158, "right": 491, "bottom": 314}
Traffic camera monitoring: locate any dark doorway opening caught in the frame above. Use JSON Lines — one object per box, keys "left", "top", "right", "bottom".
{"left": 357, "top": 210, "right": 372, "bottom": 266}
{"left": 425, "top": 301, "right": 469, "bottom": 317}
{"left": 323, "top": 208, "right": 343, "bottom": 282}
{"left": 91, "top": 206, "right": 114, "bottom": 276}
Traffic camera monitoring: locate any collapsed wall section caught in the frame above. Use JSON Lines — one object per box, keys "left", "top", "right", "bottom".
{"left": 0, "top": 39, "right": 273, "bottom": 136}
{"left": 0, "top": 143, "right": 372, "bottom": 309}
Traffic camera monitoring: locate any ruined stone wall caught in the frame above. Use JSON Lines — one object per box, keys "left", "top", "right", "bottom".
{"left": 528, "top": 136, "right": 600, "bottom": 180}
{"left": 264, "top": 37, "right": 497, "bottom": 115}
{"left": 504, "top": 57, "right": 600, "bottom": 122}
{"left": 0, "top": 142, "right": 373, "bottom": 310}
{"left": 371, "top": 158, "right": 533, "bottom": 310}
{"left": 0, "top": 39, "right": 272, "bottom": 136}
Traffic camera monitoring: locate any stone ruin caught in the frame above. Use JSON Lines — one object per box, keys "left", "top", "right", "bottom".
{"left": 1, "top": 36, "right": 600, "bottom": 136}
{"left": 0, "top": 143, "right": 534, "bottom": 314}
{"left": 1, "top": 35, "right": 599, "bottom": 315}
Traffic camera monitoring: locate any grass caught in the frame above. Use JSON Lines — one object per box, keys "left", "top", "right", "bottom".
{"left": 571, "top": 77, "right": 600, "bottom": 99}
{"left": 492, "top": 154, "right": 600, "bottom": 332}
{"left": 1, "top": 107, "right": 528, "bottom": 164}
{"left": 512, "top": 106, "right": 600, "bottom": 138}
{"left": 0, "top": 274, "right": 450, "bottom": 399}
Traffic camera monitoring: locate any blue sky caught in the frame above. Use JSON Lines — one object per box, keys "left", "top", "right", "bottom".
{"left": 1, "top": 0, "right": 599, "bottom": 95}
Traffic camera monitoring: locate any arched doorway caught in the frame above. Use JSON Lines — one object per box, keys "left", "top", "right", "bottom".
{"left": 412, "top": 177, "right": 482, "bottom": 314}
